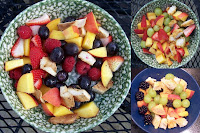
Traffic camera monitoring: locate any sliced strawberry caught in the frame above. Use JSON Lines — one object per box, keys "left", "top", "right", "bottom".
{"left": 103, "top": 56, "right": 124, "bottom": 72}
{"left": 42, "top": 88, "right": 61, "bottom": 107}
{"left": 174, "top": 51, "right": 182, "bottom": 63}
{"left": 142, "top": 29, "right": 147, "bottom": 41}
{"left": 134, "top": 29, "right": 144, "bottom": 34}
{"left": 176, "top": 48, "right": 185, "bottom": 57}
{"left": 34, "top": 78, "right": 42, "bottom": 90}
{"left": 26, "top": 14, "right": 51, "bottom": 26}
{"left": 183, "top": 24, "right": 196, "bottom": 37}
{"left": 11, "top": 38, "right": 24, "bottom": 58}
{"left": 158, "top": 29, "right": 168, "bottom": 41}
{"left": 141, "top": 15, "right": 147, "bottom": 27}
{"left": 100, "top": 35, "right": 112, "bottom": 46}
{"left": 157, "top": 42, "right": 164, "bottom": 53}
{"left": 31, "top": 69, "right": 46, "bottom": 89}
{"left": 165, "top": 46, "right": 170, "bottom": 55}
{"left": 171, "top": 24, "right": 179, "bottom": 33}
{"left": 151, "top": 32, "right": 159, "bottom": 41}
{"left": 142, "top": 48, "right": 152, "bottom": 54}
{"left": 30, "top": 25, "right": 40, "bottom": 36}
{"left": 150, "top": 19, "right": 156, "bottom": 27}
{"left": 31, "top": 35, "right": 42, "bottom": 48}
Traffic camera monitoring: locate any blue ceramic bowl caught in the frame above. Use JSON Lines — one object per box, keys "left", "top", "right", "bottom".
{"left": 131, "top": 68, "right": 200, "bottom": 133}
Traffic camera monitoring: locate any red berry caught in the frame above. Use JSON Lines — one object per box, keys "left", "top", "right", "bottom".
{"left": 88, "top": 67, "right": 101, "bottom": 81}
{"left": 76, "top": 60, "right": 91, "bottom": 75}
{"left": 62, "top": 56, "right": 75, "bottom": 73}
{"left": 44, "top": 38, "right": 61, "bottom": 53}
{"left": 17, "top": 25, "right": 32, "bottom": 39}
{"left": 9, "top": 68, "right": 22, "bottom": 80}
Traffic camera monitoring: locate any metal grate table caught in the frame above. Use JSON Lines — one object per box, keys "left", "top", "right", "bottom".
{"left": 0, "top": 0, "right": 131, "bottom": 133}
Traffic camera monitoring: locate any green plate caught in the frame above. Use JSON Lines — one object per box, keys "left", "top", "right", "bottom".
{"left": 0, "top": 0, "right": 131, "bottom": 132}
{"left": 131, "top": 0, "right": 200, "bottom": 68}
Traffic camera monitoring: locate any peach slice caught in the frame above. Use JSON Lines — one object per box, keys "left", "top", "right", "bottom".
{"left": 82, "top": 31, "right": 96, "bottom": 50}
{"left": 49, "top": 30, "right": 65, "bottom": 40}
{"left": 185, "top": 89, "right": 195, "bottom": 99}
{"left": 173, "top": 11, "right": 182, "bottom": 20}
{"left": 155, "top": 15, "right": 164, "bottom": 27}
{"left": 42, "top": 88, "right": 61, "bottom": 107}
{"left": 137, "top": 100, "right": 148, "bottom": 107}
{"left": 88, "top": 47, "right": 107, "bottom": 58}
{"left": 101, "top": 60, "right": 113, "bottom": 87}
{"left": 40, "top": 84, "right": 51, "bottom": 95}
{"left": 17, "top": 73, "right": 35, "bottom": 93}
{"left": 46, "top": 18, "right": 61, "bottom": 32}
{"left": 84, "top": 12, "right": 99, "bottom": 34}
{"left": 42, "top": 103, "right": 54, "bottom": 116}
{"left": 65, "top": 37, "right": 83, "bottom": 48}
{"left": 53, "top": 105, "right": 73, "bottom": 117}
{"left": 5, "top": 59, "right": 24, "bottom": 71}
{"left": 63, "top": 25, "right": 79, "bottom": 40}
{"left": 178, "top": 12, "right": 188, "bottom": 21}
{"left": 152, "top": 104, "right": 166, "bottom": 115}
{"left": 168, "top": 107, "right": 179, "bottom": 118}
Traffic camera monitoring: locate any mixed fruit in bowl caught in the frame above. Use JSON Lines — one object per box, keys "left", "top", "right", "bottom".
{"left": 134, "top": 5, "right": 196, "bottom": 66}
{"left": 135, "top": 73, "right": 195, "bottom": 130}
{"left": 4, "top": 12, "right": 124, "bottom": 124}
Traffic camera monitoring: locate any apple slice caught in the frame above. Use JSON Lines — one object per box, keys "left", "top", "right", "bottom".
{"left": 88, "top": 47, "right": 107, "bottom": 58}
{"left": 42, "top": 88, "right": 61, "bottom": 107}
{"left": 63, "top": 25, "right": 79, "bottom": 40}
{"left": 82, "top": 31, "right": 96, "bottom": 50}
{"left": 84, "top": 12, "right": 99, "bottom": 34}
{"left": 101, "top": 60, "right": 113, "bottom": 87}
{"left": 17, "top": 73, "right": 35, "bottom": 93}
{"left": 42, "top": 103, "right": 54, "bottom": 116}
{"left": 16, "top": 92, "right": 38, "bottom": 110}
{"left": 5, "top": 59, "right": 24, "bottom": 71}
{"left": 53, "top": 105, "right": 73, "bottom": 117}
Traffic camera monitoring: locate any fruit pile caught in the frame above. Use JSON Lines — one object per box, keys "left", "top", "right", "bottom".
{"left": 135, "top": 73, "right": 195, "bottom": 129}
{"left": 5, "top": 12, "right": 124, "bottom": 124}
{"left": 134, "top": 5, "right": 196, "bottom": 66}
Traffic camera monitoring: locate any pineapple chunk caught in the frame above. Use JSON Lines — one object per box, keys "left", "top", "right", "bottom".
{"left": 49, "top": 30, "right": 65, "bottom": 40}
{"left": 152, "top": 41, "right": 158, "bottom": 49}
{"left": 183, "top": 47, "right": 189, "bottom": 57}
{"left": 167, "top": 57, "right": 173, "bottom": 66}
{"left": 162, "top": 42, "right": 168, "bottom": 51}
{"left": 147, "top": 12, "right": 156, "bottom": 21}
{"left": 137, "top": 20, "right": 151, "bottom": 30}
{"left": 65, "top": 37, "right": 83, "bottom": 48}
{"left": 146, "top": 37, "right": 152, "bottom": 47}
{"left": 155, "top": 50, "right": 162, "bottom": 57}
{"left": 82, "top": 31, "right": 96, "bottom": 50}
{"left": 156, "top": 54, "right": 166, "bottom": 64}
{"left": 149, "top": 47, "right": 156, "bottom": 54}
{"left": 46, "top": 18, "right": 61, "bottom": 32}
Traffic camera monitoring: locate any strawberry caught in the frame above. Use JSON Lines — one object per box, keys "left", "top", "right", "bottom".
{"left": 171, "top": 24, "right": 179, "bottom": 33}
{"left": 17, "top": 25, "right": 32, "bottom": 39}
{"left": 176, "top": 48, "right": 185, "bottom": 57}
{"left": 44, "top": 38, "right": 61, "bottom": 53}
{"left": 42, "top": 88, "right": 61, "bottom": 107}
{"left": 11, "top": 38, "right": 24, "bottom": 58}
{"left": 31, "top": 69, "right": 46, "bottom": 89}
{"left": 151, "top": 32, "right": 159, "bottom": 41}
{"left": 150, "top": 19, "right": 156, "bottom": 27}
{"left": 134, "top": 29, "right": 144, "bottom": 34}
{"left": 174, "top": 51, "right": 182, "bottom": 63}
{"left": 26, "top": 14, "right": 51, "bottom": 26}
{"left": 183, "top": 24, "right": 196, "bottom": 37}
{"left": 30, "top": 46, "right": 48, "bottom": 69}
{"left": 30, "top": 25, "right": 40, "bottom": 36}
{"left": 100, "top": 35, "right": 112, "bottom": 46}
{"left": 31, "top": 34, "right": 42, "bottom": 48}
{"left": 142, "top": 29, "right": 147, "bottom": 41}
{"left": 103, "top": 56, "right": 124, "bottom": 72}
{"left": 157, "top": 42, "right": 164, "bottom": 53}
{"left": 141, "top": 15, "right": 147, "bottom": 27}
{"left": 165, "top": 46, "right": 170, "bottom": 55}
{"left": 158, "top": 29, "right": 168, "bottom": 41}
{"left": 142, "top": 48, "right": 152, "bottom": 54}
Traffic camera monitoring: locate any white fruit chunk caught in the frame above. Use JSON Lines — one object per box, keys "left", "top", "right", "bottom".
{"left": 78, "top": 51, "right": 96, "bottom": 66}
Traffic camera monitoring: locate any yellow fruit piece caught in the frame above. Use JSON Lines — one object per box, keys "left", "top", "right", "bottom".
{"left": 16, "top": 92, "right": 38, "bottom": 110}
{"left": 149, "top": 47, "right": 156, "bottom": 54}
{"left": 46, "top": 18, "right": 61, "bottom": 32}
{"left": 82, "top": 31, "right": 96, "bottom": 50}
{"left": 5, "top": 59, "right": 24, "bottom": 71}
{"left": 162, "top": 42, "right": 168, "bottom": 51}
{"left": 137, "top": 34, "right": 143, "bottom": 38}
{"left": 178, "top": 111, "right": 189, "bottom": 117}
{"left": 167, "top": 57, "right": 173, "bottom": 66}
{"left": 101, "top": 60, "right": 113, "bottom": 87}
{"left": 17, "top": 73, "right": 35, "bottom": 93}
{"left": 74, "top": 101, "right": 99, "bottom": 118}
{"left": 49, "top": 30, "right": 65, "bottom": 40}
{"left": 21, "top": 57, "right": 31, "bottom": 64}
{"left": 53, "top": 105, "right": 73, "bottom": 117}
{"left": 173, "top": 11, "right": 182, "bottom": 20}
{"left": 147, "top": 12, "right": 156, "bottom": 21}
{"left": 24, "top": 38, "right": 31, "bottom": 56}
{"left": 63, "top": 26, "right": 79, "bottom": 40}
{"left": 155, "top": 50, "right": 162, "bottom": 57}
{"left": 156, "top": 54, "right": 166, "bottom": 64}
{"left": 88, "top": 47, "right": 107, "bottom": 58}
{"left": 183, "top": 47, "right": 189, "bottom": 57}
{"left": 167, "top": 32, "right": 171, "bottom": 36}
{"left": 137, "top": 20, "right": 150, "bottom": 30}
{"left": 40, "top": 84, "right": 51, "bottom": 95}
{"left": 146, "top": 37, "right": 152, "bottom": 47}
{"left": 152, "top": 41, "right": 158, "bottom": 49}
{"left": 65, "top": 37, "right": 83, "bottom": 47}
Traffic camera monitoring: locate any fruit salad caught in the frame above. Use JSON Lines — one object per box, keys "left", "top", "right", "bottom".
{"left": 134, "top": 5, "right": 196, "bottom": 66}
{"left": 135, "top": 73, "right": 195, "bottom": 130}
{"left": 4, "top": 12, "right": 124, "bottom": 124}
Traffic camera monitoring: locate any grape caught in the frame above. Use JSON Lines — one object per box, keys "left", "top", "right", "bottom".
{"left": 165, "top": 73, "right": 175, "bottom": 80}
{"left": 141, "top": 41, "right": 146, "bottom": 48}
{"left": 175, "top": 84, "right": 183, "bottom": 94}
{"left": 164, "top": 26, "right": 171, "bottom": 33}
{"left": 153, "top": 25, "right": 160, "bottom": 32}
{"left": 180, "top": 92, "right": 187, "bottom": 100}
{"left": 144, "top": 95, "right": 152, "bottom": 103}
{"left": 164, "top": 18, "right": 171, "bottom": 26}
{"left": 148, "top": 88, "right": 157, "bottom": 97}
{"left": 147, "top": 28, "right": 155, "bottom": 37}
{"left": 148, "top": 101, "right": 156, "bottom": 112}
{"left": 162, "top": 12, "right": 169, "bottom": 18}
{"left": 173, "top": 99, "right": 182, "bottom": 108}
{"left": 182, "top": 99, "right": 190, "bottom": 108}
{"left": 160, "top": 97, "right": 168, "bottom": 105}
{"left": 178, "top": 21, "right": 183, "bottom": 27}
{"left": 154, "top": 8, "right": 163, "bottom": 16}
{"left": 169, "top": 15, "right": 174, "bottom": 20}
{"left": 185, "top": 36, "right": 190, "bottom": 42}
{"left": 154, "top": 95, "right": 161, "bottom": 104}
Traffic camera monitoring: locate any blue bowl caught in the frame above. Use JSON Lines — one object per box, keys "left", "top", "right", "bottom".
{"left": 131, "top": 68, "right": 200, "bottom": 133}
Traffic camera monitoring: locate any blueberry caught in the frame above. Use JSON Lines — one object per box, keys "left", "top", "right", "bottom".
{"left": 78, "top": 75, "right": 91, "bottom": 89}
{"left": 63, "top": 43, "right": 79, "bottom": 56}
{"left": 106, "top": 42, "right": 119, "bottom": 56}
{"left": 93, "top": 58, "right": 103, "bottom": 68}
{"left": 93, "top": 39, "right": 103, "bottom": 49}
{"left": 63, "top": 16, "right": 76, "bottom": 23}
{"left": 22, "top": 64, "right": 32, "bottom": 74}
{"left": 60, "top": 40, "right": 67, "bottom": 47}
{"left": 50, "top": 47, "right": 64, "bottom": 63}
{"left": 38, "top": 26, "right": 49, "bottom": 40}
{"left": 86, "top": 89, "right": 96, "bottom": 102}
{"left": 56, "top": 70, "right": 68, "bottom": 82}
{"left": 69, "top": 84, "right": 81, "bottom": 89}
{"left": 56, "top": 82, "right": 66, "bottom": 89}
{"left": 71, "top": 102, "right": 82, "bottom": 110}
{"left": 44, "top": 75, "right": 57, "bottom": 88}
